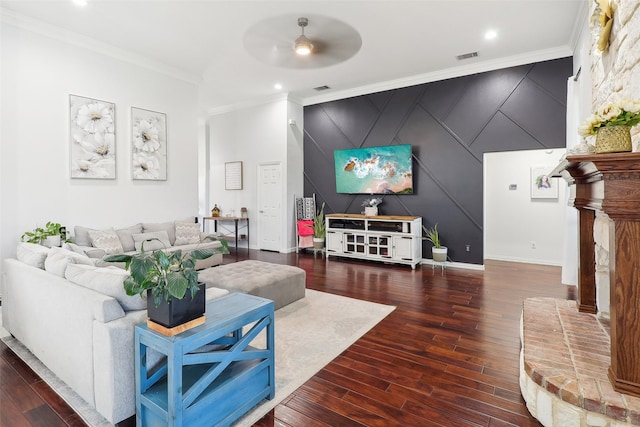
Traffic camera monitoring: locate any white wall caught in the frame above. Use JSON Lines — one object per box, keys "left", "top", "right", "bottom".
{"left": 207, "top": 98, "right": 303, "bottom": 252}
{"left": 0, "top": 23, "right": 200, "bottom": 265}
{"left": 484, "top": 148, "right": 567, "bottom": 266}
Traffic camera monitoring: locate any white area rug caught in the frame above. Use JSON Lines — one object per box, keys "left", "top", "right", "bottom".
{"left": 0, "top": 290, "right": 395, "bottom": 426}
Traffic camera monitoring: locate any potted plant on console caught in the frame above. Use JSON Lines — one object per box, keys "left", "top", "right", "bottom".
{"left": 104, "top": 238, "right": 229, "bottom": 334}
{"left": 313, "top": 202, "right": 326, "bottom": 249}
{"left": 423, "top": 224, "right": 447, "bottom": 263}
{"left": 21, "top": 221, "right": 69, "bottom": 248}
{"left": 362, "top": 197, "right": 382, "bottom": 216}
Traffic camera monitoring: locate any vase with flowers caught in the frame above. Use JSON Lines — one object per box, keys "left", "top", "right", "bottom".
{"left": 579, "top": 99, "right": 640, "bottom": 153}
{"left": 362, "top": 197, "right": 382, "bottom": 216}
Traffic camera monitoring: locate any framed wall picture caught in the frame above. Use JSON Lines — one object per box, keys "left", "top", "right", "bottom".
{"left": 225, "top": 161, "right": 243, "bottom": 190}
{"left": 531, "top": 165, "right": 558, "bottom": 199}
{"left": 69, "top": 94, "right": 116, "bottom": 179}
{"left": 131, "top": 107, "right": 167, "bottom": 181}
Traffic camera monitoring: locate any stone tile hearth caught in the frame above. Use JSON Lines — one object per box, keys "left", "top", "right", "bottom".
{"left": 520, "top": 297, "right": 640, "bottom": 426}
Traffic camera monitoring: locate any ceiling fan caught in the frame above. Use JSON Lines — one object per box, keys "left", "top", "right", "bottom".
{"left": 243, "top": 14, "right": 362, "bottom": 69}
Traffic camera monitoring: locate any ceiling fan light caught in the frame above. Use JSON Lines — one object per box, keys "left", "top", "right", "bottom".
{"left": 295, "top": 35, "right": 313, "bottom": 55}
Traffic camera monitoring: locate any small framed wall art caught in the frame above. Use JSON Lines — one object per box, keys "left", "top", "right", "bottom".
{"left": 225, "top": 161, "right": 243, "bottom": 190}
{"left": 131, "top": 107, "right": 167, "bottom": 181}
{"left": 69, "top": 94, "right": 116, "bottom": 179}
{"left": 530, "top": 165, "right": 558, "bottom": 199}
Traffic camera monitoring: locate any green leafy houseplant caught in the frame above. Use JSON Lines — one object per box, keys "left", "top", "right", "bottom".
{"left": 314, "top": 202, "right": 326, "bottom": 238}
{"left": 21, "top": 222, "right": 68, "bottom": 245}
{"left": 104, "top": 237, "right": 229, "bottom": 307}
{"left": 423, "top": 224, "right": 442, "bottom": 248}
{"left": 423, "top": 223, "right": 447, "bottom": 262}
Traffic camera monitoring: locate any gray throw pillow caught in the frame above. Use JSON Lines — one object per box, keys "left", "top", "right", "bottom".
{"left": 142, "top": 222, "right": 176, "bottom": 245}
{"left": 73, "top": 225, "right": 96, "bottom": 247}
{"left": 132, "top": 231, "right": 171, "bottom": 251}
{"left": 116, "top": 224, "right": 143, "bottom": 252}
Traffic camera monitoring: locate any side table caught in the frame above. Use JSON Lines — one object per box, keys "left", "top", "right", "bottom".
{"left": 202, "top": 216, "right": 249, "bottom": 254}
{"left": 135, "top": 293, "right": 275, "bottom": 426}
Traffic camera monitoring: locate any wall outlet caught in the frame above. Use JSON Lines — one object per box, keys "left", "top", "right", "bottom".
{"left": 531, "top": 241, "right": 536, "bottom": 249}
{"left": 465, "top": 244, "right": 471, "bottom": 252}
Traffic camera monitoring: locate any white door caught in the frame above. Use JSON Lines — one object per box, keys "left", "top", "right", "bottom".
{"left": 257, "top": 162, "right": 282, "bottom": 251}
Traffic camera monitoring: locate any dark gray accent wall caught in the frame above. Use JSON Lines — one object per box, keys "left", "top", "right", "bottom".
{"left": 304, "top": 57, "right": 572, "bottom": 265}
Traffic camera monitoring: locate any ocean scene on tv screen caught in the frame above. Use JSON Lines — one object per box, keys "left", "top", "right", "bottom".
{"left": 334, "top": 144, "right": 413, "bottom": 194}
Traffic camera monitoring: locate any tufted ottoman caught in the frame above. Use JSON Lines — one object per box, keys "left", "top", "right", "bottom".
{"left": 197, "top": 260, "right": 306, "bottom": 310}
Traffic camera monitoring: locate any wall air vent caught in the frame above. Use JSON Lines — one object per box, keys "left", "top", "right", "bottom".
{"left": 314, "top": 85, "right": 331, "bottom": 91}
{"left": 456, "top": 52, "right": 479, "bottom": 60}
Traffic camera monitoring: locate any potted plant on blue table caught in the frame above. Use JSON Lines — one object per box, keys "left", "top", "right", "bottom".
{"left": 104, "top": 237, "right": 229, "bottom": 333}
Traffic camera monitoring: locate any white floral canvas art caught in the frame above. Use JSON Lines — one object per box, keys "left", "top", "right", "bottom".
{"left": 69, "top": 95, "right": 116, "bottom": 179}
{"left": 131, "top": 107, "right": 167, "bottom": 180}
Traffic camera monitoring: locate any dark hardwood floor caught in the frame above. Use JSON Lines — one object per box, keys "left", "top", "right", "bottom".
{"left": 0, "top": 250, "right": 575, "bottom": 426}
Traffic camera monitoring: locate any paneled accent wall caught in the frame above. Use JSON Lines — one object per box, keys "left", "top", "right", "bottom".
{"left": 304, "top": 57, "right": 573, "bottom": 264}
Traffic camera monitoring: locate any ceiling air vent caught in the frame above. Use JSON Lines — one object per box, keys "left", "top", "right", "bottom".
{"left": 456, "top": 51, "right": 478, "bottom": 60}
{"left": 314, "top": 85, "right": 331, "bottom": 91}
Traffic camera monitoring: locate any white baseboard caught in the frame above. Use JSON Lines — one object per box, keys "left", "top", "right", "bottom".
{"left": 483, "top": 255, "right": 562, "bottom": 267}
{"left": 421, "top": 259, "right": 485, "bottom": 271}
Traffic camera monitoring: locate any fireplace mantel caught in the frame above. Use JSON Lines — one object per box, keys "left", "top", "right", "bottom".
{"left": 554, "top": 152, "right": 640, "bottom": 397}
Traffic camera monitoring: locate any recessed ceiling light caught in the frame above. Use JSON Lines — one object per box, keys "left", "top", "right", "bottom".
{"left": 72, "top": 0, "right": 88, "bottom": 6}
{"left": 274, "top": 83, "right": 283, "bottom": 90}
{"left": 484, "top": 30, "right": 498, "bottom": 40}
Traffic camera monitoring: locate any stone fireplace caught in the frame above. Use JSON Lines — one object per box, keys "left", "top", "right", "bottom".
{"left": 519, "top": 2, "right": 640, "bottom": 424}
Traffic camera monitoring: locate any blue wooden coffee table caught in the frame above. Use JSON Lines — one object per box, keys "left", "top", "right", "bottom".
{"left": 134, "top": 293, "right": 275, "bottom": 427}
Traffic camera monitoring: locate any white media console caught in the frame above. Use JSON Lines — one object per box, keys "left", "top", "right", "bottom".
{"left": 325, "top": 214, "right": 422, "bottom": 269}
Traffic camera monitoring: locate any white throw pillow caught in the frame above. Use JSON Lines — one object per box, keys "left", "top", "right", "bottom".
{"left": 16, "top": 242, "right": 51, "bottom": 269}
{"left": 142, "top": 222, "right": 176, "bottom": 245}
{"left": 88, "top": 228, "right": 124, "bottom": 255}
{"left": 65, "top": 263, "right": 146, "bottom": 311}
{"left": 44, "top": 246, "right": 94, "bottom": 277}
{"left": 132, "top": 231, "right": 171, "bottom": 251}
{"left": 63, "top": 242, "right": 87, "bottom": 256}
{"left": 174, "top": 222, "right": 201, "bottom": 246}
{"left": 116, "top": 224, "right": 143, "bottom": 252}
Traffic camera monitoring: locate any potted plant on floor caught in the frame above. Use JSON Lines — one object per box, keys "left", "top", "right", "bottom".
{"left": 21, "top": 221, "right": 69, "bottom": 247}
{"left": 423, "top": 224, "right": 447, "bottom": 262}
{"left": 313, "top": 202, "right": 326, "bottom": 249}
{"left": 104, "top": 237, "right": 229, "bottom": 333}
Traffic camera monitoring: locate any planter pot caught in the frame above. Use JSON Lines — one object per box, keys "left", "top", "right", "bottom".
{"left": 596, "top": 125, "right": 632, "bottom": 153}
{"left": 43, "top": 235, "right": 61, "bottom": 248}
{"left": 364, "top": 207, "right": 378, "bottom": 216}
{"left": 432, "top": 247, "right": 448, "bottom": 263}
{"left": 147, "top": 283, "right": 205, "bottom": 329}
{"left": 313, "top": 237, "right": 325, "bottom": 249}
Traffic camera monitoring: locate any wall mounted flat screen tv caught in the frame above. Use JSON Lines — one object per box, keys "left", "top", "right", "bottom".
{"left": 334, "top": 144, "right": 413, "bottom": 194}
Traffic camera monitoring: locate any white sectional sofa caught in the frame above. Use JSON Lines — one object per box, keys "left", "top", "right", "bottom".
{"left": 0, "top": 219, "right": 228, "bottom": 424}
{"left": 71, "top": 218, "right": 224, "bottom": 270}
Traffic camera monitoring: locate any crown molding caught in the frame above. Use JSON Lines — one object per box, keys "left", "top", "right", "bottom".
{"left": 301, "top": 47, "right": 574, "bottom": 107}
{"left": 567, "top": 0, "right": 590, "bottom": 52}
{"left": 0, "top": 7, "right": 202, "bottom": 85}
{"left": 206, "top": 93, "right": 291, "bottom": 116}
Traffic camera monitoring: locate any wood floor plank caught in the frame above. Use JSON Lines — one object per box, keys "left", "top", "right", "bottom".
{"left": 0, "top": 388, "right": 32, "bottom": 427}
{"left": 0, "top": 253, "right": 572, "bottom": 426}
